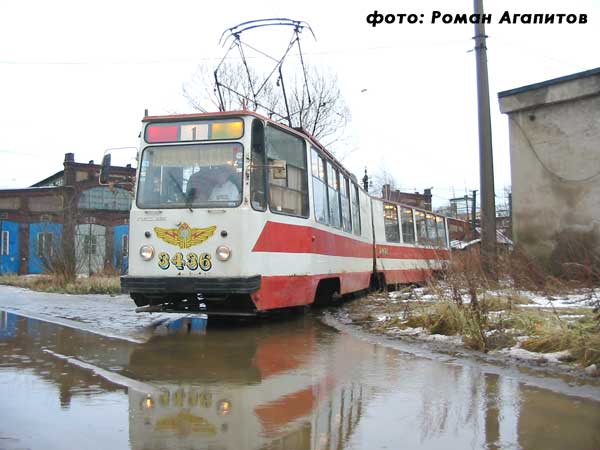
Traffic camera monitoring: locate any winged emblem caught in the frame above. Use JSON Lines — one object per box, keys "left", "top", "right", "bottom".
{"left": 154, "top": 223, "right": 217, "bottom": 249}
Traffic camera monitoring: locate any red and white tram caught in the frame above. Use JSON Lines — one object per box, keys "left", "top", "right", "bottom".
{"left": 105, "top": 111, "right": 451, "bottom": 315}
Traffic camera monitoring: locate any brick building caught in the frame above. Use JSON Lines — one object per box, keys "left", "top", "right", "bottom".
{"left": 0, "top": 153, "right": 135, "bottom": 275}
{"left": 381, "top": 184, "right": 432, "bottom": 211}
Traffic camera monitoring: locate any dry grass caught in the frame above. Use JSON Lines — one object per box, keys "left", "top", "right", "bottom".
{"left": 365, "top": 248, "right": 600, "bottom": 366}
{"left": 520, "top": 312, "right": 600, "bottom": 366}
{"left": 0, "top": 274, "right": 121, "bottom": 295}
{"left": 402, "top": 302, "right": 464, "bottom": 335}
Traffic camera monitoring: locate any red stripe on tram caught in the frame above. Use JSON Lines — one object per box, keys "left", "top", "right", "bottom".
{"left": 252, "top": 221, "right": 372, "bottom": 258}
{"left": 252, "top": 221, "right": 449, "bottom": 260}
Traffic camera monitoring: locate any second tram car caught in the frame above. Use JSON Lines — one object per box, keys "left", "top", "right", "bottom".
{"left": 106, "top": 111, "right": 452, "bottom": 315}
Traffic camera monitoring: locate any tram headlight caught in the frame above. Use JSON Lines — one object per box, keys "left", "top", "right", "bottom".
{"left": 139, "top": 245, "right": 155, "bottom": 261}
{"left": 141, "top": 395, "right": 154, "bottom": 410}
{"left": 216, "top": 245, "right": 231, "bottom": 261}
{"left": 217, "top": 399, "right": 232, "bottom": 416}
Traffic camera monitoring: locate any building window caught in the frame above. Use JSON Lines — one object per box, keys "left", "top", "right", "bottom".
{"left": 37, "top": 233, "right": 53, "bottom": 258}
{"left": 400, "top": 207, "right": 415, "bottom": 244}
{"left": 1, "top": 231, "right": 8, "bottom": 256}
{"left": 122, "top": 234, "right": 129, "bottom": 257}
{"left": 79, "top": 186, "right": 132, "bottom": 211}
{"left": 384, "top": 203, "right": 400, "bottom": 243}
{"left": 83, "top": 235, "right": 97, "bottom": 256}
{"left": 266, "top": 125, "right": 309, "bottom": 217}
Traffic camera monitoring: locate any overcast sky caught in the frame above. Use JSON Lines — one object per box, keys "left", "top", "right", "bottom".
{"left": 1, "top": 0, "right": 598, "bottom": 208}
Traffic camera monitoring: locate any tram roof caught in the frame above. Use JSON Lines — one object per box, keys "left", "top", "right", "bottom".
{"left": 142, "top": 111, "right": 466, "bottom": 221}
{"left": 142, "top": 110, "right": 355, "bottom": 183}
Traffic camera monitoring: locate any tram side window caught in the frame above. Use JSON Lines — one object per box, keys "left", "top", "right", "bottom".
{"left": 415, "top": 210, "right": 428, "bottom": 245}
{"left": 351, "top": 183, "right": 361, "bottom": 236}
{"left": 425, "top": 214, "right": 438, "bottom": 246}
{"left": 436, "top": 216, "right": 447, "bottom": 248}
{"left": 448, "top": 220, "right": 466, "bottom": 241}
{"left": 250, "top": 120, "right": 267, "bottom": 211}
{"left": 327, "top": 163, "right": 341, "bottom": 228}
{"left": 311, "top": 148, "right": 329, "bottom": 224}
{"left": 266, "top": 125, "right": 309, "bottom": 217}
{"left": 341, "top": 176, "right": 352, "bottom": 233}
{"left": 384, "top": 203, "right": 400, "bottom": 243}
{"left": 400, "top": 207, "right": 415, "bottom": 244}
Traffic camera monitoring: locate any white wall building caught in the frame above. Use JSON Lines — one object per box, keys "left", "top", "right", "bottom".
{"left": 498, "top": 68, "right": 600, "bottom": 273}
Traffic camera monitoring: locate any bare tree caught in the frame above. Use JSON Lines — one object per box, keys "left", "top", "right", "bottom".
{"left": 183, "top": 62, "right": 279, "bottom": 113}
{"left": 182, "top": 63, "right": 350, "bottom": 146}
{"left": 288, "top": 67, "right": 350, "bottom": 145}
{"left": 368, "top": 163, "right": 401, "bottom": 196}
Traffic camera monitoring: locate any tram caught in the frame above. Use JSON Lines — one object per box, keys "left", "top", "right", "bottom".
{"left": 127, "top": 319, "right": 378, "bottom": 450}
{"left": 102, "top": 111, "right": 452, "bottom": 315}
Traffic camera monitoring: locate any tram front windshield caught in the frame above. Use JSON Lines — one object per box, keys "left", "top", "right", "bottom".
{"left": 137, "top": 143, "right": 243, "bottom": 209}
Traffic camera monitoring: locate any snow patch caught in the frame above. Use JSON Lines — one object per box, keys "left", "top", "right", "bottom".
{"left": 43, "top": 349, "right": 156, "bottom": 394}
{"left": 393, "top": 327, "right": 425, "bottom": 336}
{"left": 422, "top": 334, "right": 463, "bottom": 345}
{"left": 494, "top": 346, "right": 572, "bottom": 364}
{"left": 1, "top": 309, "right": 146, "bottom": 343}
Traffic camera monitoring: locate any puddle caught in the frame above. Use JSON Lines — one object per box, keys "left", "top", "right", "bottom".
{"left": 0, "top": 309, "right": 599, "bottom": 450}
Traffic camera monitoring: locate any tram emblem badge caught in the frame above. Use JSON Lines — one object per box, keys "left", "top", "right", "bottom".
{"left": 154, "top": 223, "right": 217, "bottom": 249}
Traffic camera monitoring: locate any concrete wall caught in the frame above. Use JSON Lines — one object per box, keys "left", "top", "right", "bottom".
{"left": 499, "top": 68, "right": 600, "bottom": 271}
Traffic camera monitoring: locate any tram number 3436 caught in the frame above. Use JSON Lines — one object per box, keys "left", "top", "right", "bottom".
{"left": 158, "top": 251, "right": 212, "bottom": 271}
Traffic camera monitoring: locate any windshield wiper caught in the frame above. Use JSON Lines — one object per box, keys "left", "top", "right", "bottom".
{"left": 168, "top": 173, "right": 194, "bottom": 212}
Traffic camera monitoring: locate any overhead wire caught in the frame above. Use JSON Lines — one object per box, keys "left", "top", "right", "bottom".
{"left": 0, "top": 38, "right": 471, "bottom": 66}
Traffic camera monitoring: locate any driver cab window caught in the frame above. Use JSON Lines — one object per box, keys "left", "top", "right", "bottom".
{"left": 137, "top": 143, "right": 243, "bottom": 209}
{"left": 250, "top": 120, "right": 267, "bottom": 211}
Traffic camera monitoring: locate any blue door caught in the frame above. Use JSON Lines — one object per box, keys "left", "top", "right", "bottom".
{"left": 0, "top": 312, "right": 18, "bottom": 340}
{"left": 28, "top": 223, "right": 62, "bottom": 274}
{"left": 0, "top": 221, "right": 19, "bottom": 274}
{"left": 113, "top": 224, "right": 129, "bottom": 274}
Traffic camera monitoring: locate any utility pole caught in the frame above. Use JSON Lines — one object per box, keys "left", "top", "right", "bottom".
{"left": 508, "top": 192, "right": 513, "bottom": 239}
{"left": 0, "top": 216, "right": 3, "bottom": 275}
{"left": 471, "top": 190, "right": 478, "bottom": 232}
{"left": 473, "top": 0, "right": 496, "bottom": 272}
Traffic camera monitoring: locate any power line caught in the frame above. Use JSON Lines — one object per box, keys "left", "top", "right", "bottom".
{"left": 0, "top": 149, "right": 52, "bottom": 158}
{"left": 0, "top": 39, "right": 473, "bottom": 66}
